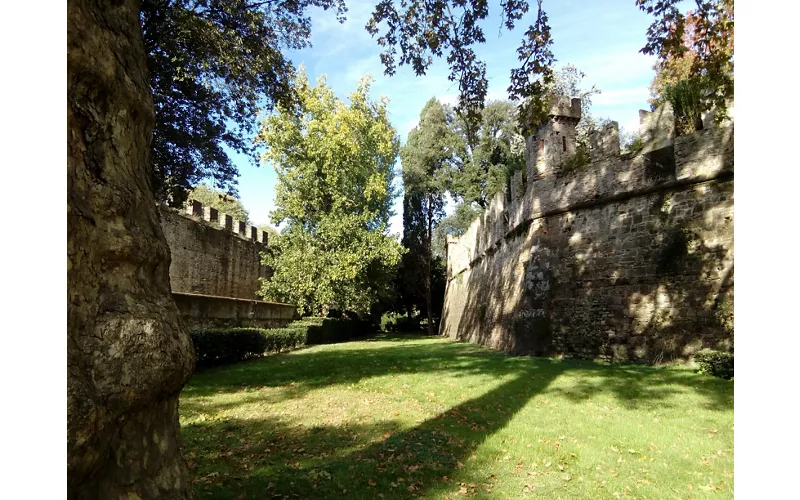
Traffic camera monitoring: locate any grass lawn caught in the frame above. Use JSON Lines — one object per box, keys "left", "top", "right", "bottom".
{"left": 180, "top": 334, "right": 733, "bottom": 499}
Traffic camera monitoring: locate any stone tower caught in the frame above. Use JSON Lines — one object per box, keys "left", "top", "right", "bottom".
{"left": 525, "top": 96, "right": 582, "bottom": 181}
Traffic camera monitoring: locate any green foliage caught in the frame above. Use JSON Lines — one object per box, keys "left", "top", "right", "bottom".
{"left": 400, "top": 98, "right": 453, "bottom": 333}
{"left": 637, "top": 0, "right": 734, "bottom": 123}
{"left": 191, "top": 327, "right": 299, "bottom": 367}
{"left": 562, "top": 145, "right": 591, "bottom": 173}
{"left": 367, "top": 0, "right": 554, "bottom": 137}
{"left": 694, "top": 349, "right": 734, "bottom": 380}
{"left": 141, "top": 0, "right": 347, "bottom": 204}
{"left": 191, "top": 318, "right": 374, "bottom": 367}
{"left": 300, "top": 317, "right": 374, "bottom": 344}
{"left": 143, "top": 0, "right": 567, "bottom": 205}
{"left": 384, "top": 315, "right": 422, "bottom": 333}
{"left": 661, "top": 77, "right": 706, "bottom": 135}
{"left": 257, "top": 71, "right": 403, "bottom": 314}
{"left": 508, "top": 1, "right": 556, "bottom": 136}
{"left": 622, "top": 131, "right": 645, "bottom": 154}
{"left": 402, "top": 99, "right": 455, "bottom": 198}
{"left": 432, "top": 202, "right": 482, "bottom": 258}
{"left": 448, "top": 100, "right": 525, "bottom": 208}
{"left": 187, "top": 184, "right": 250, "bottom": 223}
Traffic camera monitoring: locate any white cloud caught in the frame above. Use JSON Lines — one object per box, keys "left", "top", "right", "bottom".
{"left": 593, "top": 87, "right": 650, "bottom": 107}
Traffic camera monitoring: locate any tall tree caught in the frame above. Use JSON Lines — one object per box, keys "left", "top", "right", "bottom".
{"left": 397, "top": 193, "right": 427, "bottom": 321}
{"left": 257, "top": 71, "right": 403, "bottom": 314}
{"left": 68, "top": 0, "right": 560, "bottom": 494}
{"left": 187, "top": 183, "right": 250, "bottom": 223}
{"left": 142, "top": 0, "right": 558, "bottom": 206}
{"left": 68, "top": 1, "right": 194, "bottom": 497}
{"left": 637, "top": 0, "right": 734, "bottom": 120}
{"left": 140, "top": 0, "right": 347, "bottom": 205}
{"left": 401, "top": 98, "right": 452, "bottom": 334}
{"left": 448, "top": 100, "right": 526, "bottom": 209}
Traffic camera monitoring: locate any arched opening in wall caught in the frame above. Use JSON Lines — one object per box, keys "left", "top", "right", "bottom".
{"left": 539, "top": 139, "right": 545, "bottom": 152}
{"left": 562, "top": 136, "right": 567, "bottom": 152}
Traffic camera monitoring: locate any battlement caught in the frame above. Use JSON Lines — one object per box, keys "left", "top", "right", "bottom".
{"left": 547, "top": 96, "right": 582, "bottom": 122}
{"left": 184, "top": 199, "right": 270, "bottom": 246}
{"left": 526, "top": 97, "right": 583, "bottom": 180}
{"left": 440, "top": 95, "right": 735, "bottom": 364}
{"left": 159, "top": 200, "right": 273, "bottom": 300}
{"left": 447, "top": 96, "right": 734, "bottom": 277}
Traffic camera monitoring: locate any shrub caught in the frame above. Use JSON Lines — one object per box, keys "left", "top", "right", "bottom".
{"left": 394, "top": 316, "right": 422, "bottom": 333}
{"left": 623, "top": 134, "right": 645, "bottom": 154}
{"left": 191, "top": 326, "right": 309, "bottom": 367}
{"left": 191, "top": 328, "right": 269, "bottom": 367}
{"left": 694, "top": 349, "right": 734, "bottom": 380}
{"left": 562, "top": 144, "right": 591, "bottom": 173}
{"left": 305, "top": 317, "right": 373, "bottom": 344}
{"left": 191, "top": 318, "right": 376, "bottom": 367}
{"left": 261, "top": 327, "right": 308, "bottom": 352}
{"left": 662, "top": 77, "right": 706, "bottom": 135}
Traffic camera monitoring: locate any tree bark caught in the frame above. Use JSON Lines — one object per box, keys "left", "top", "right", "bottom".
{"left": 67, "top": 0, "right": 195, "bottom": 498}
{"left": 426, "top": 195, "right": 434, "bottom": 336}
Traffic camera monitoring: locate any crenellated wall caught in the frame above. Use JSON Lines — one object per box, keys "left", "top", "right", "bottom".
{"left": 441, "top": 98, "right": 734, "bottom": 363}
{"left": 159, "top": 200, "right": 273, "bottom": 301}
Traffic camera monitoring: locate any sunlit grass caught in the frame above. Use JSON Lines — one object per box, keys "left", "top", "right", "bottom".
{"left": 180, "top": 334, "right": 733, "bottom": 499}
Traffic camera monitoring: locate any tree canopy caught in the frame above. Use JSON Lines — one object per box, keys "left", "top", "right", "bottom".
{"left": 637, "top": 0, "right": 734, "bottom": 119}
{"left": 141, "top": 0, "right": 347, "bottom": 205}
{"left": 141, "top": 0, "right": 559, "bottom": 205}
{"left": 432, "top": 201, "right": 483, "bottom": 258}
{"left": 368, "top": 0, "right": 555, "bottom": 136}
{"left": 257, "top": 71, "right": 403, "bottom": 314}
{"left": 187, "top": 184, "right": 250, "bottom": 223}
{"left": 400, "top": 98, "right": 453, "bottom": 333}
{"left": 448, "top": 100, "right": 526, "bottom": 209}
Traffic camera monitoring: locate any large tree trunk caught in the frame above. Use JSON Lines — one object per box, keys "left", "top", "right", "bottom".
{"left": 426, "top": 196, "right": 434, "bottom": 336}
{"left": 67, "top": 0, "right": 195, "bottom": 498}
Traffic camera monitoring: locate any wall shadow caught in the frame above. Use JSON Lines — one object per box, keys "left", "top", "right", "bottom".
{"left": 441, "top": 123, "right": 734, "bottom": 365}
{"left": 181, "top": 336, "right": 733, "bottom": 498}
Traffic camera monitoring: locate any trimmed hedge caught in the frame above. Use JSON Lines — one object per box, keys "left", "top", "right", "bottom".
{"left": 305, "top": 317, "right": 373, "bottom": 344}
{"left": 190, "top": 318, "right": 375, "bottom": 367}
{"left": 191, "top": 328, "right": 270, "bottom": 367}
{"left": 385, "top": 316, "right": 422, "bottom": 333}
{"left": 694, "top": 349, "right": 734, "bottom": 380}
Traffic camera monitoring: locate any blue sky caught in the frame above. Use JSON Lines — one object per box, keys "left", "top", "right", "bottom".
{"left": 229, "top": 0, "right": 688, "bottom": 234}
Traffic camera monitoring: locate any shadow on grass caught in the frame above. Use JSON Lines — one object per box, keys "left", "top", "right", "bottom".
{"left": 181, "top": 335, "right": 732, "bottom": 499}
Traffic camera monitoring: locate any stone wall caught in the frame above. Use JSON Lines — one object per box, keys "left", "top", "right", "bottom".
{"left": 159, "top": 201, "right": 272, "bottom": 301}
{"left": 441, "top": 99, "right": 734, "bottom": 363}
{"left": 172, "top": 292, "right": 296, "bottom": 331}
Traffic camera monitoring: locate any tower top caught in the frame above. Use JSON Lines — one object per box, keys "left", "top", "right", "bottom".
{"left": 548, "top": 96, "right": 581, "bottom": 122}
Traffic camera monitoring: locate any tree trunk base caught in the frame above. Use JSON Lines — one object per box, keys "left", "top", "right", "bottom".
{"left": 72, "top": 397, "right": 192, "bottom": 499}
